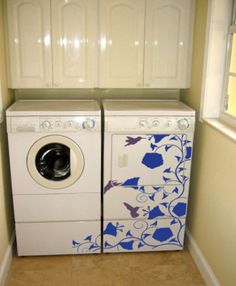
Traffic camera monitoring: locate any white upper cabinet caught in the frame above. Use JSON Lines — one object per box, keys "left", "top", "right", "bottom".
{"left": 6, "top": 0, "right": 194, "bottom": 89}
{"left": 7, "top": 0, "right": 52, "bottom": 88}
{"left": 99, "top": 0, "right": 145, "bottom": 88}
{"left": 144, "top": 0, "right": 194, "bottom": 88}
{"left": 51, "top": 0, "right": 98, "bottom": 88}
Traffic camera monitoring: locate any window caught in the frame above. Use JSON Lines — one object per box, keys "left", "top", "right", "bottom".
{"left": 222, "top": 2, "right": 236, "bottom": 120}
{"left": 200, "top": 0, "right": 236, "bottom": 138}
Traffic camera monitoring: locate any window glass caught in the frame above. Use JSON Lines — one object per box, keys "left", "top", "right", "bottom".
{"left": 229, "top": 34, "right": 236, "bottom": 73}
{"left": 226, "top": 75, "right": 236, "bottom": 117}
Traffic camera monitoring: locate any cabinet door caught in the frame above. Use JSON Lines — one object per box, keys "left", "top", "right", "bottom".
{"left": 7, "top": 0, "right": 52, "bottom": 88}
{"left": 99, "top": 0, "right": 145, "bottom": 88}
{"left": 51, "top": 0, "right": 98, "bottom": 88}
{"left": 144, "top": 0, "right": 194, "bottom": 88}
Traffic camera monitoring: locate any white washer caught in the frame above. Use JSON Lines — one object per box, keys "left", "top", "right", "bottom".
{"left": 103, "top": 100, "right": 195, "bottom": 253}
{"left": 7, "top": 100, "right": 101, "bottom": 256}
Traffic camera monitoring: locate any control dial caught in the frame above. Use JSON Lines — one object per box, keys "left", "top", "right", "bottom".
{"left": 67, "top": 120, "right": 74, "bottom": 127}
{"left": 139, "top": 120, "right": 147, "bottom": 127}
{"left": 82, "top": 118, "right": 95, "bottom": 130}
{"left": 178, "top": 118, "right": 189, "bottom": 130}
{"left": 152, "top": 120, "right": 160, "bottom": 127}
{"left": 55, "top": 120, "right": 62, "bottom": 127}
{"left": 42, "top": 120, "right": 51, "bottom": 129}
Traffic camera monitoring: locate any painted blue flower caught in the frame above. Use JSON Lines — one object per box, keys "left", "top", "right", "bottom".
{"left": 142, "top": 153, "right": 164, "bottom": 169}
{"left": 152, "top": 228, "right": 174, "bottom": 242}
{"left": 172, "top": 202, "right": 187, "bottom": 217}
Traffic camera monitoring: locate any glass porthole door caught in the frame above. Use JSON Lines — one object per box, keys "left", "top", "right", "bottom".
{"left": 27, "top": 136, "right": 84, "bottom": 189}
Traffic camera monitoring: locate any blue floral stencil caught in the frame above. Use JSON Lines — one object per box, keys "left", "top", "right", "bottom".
{"left": 104, "top": 134, "right": 193, "bottom": 251}
{"left": 72, "top": 233, "right": 101, "bottom": 253}
{"left": 103, "top": 220, "right": 185, "bottom": 251}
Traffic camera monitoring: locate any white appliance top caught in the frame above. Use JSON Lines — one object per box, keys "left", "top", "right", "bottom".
{"left": 103, "top": 100, "right": 195, "bottom": 116}
{"left": 6, "top": 100, "right": 101, "bottom": 116}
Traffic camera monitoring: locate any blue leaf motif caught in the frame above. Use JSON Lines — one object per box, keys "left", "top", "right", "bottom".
{"left": 72, "top": 240, "right": 79, "bottom": 247}
{"left": 164, "top": 167, "right": 172, "bottom": 173}
{"left": 126, "top": 230, "right": 133, "bottom": 237}
{"left": 139, "top": 186, "right": 145, "bottom": 192}
{"left": 162, "top": 193, "right": 168, "bottom": 199}
{"left": 172, "top": 187, "right": 179, "bottom": 194}
{"left": 175, "top": 156, "right": 181, "bottom": 162}
{"left": 122, "top": 177, "right": 140, "bottom": 189}
{"left": 165, "top": 145, "right": 172, "bottom": 152}
{"left": 185, "top": 147, "right": 192, "bottom": 159}
{"left": 152, "top": 228, "right": 174, "bottom": 242}
{"left": 150, "top": 221, "right": 158, "bottom": 227}
{"left": 170, "top": 136, "right": 178, "bottom": 141}
{"left": 89, "top": 244, "right": 97, "bottom": 250}
{"left": 142, "top": 153, "right": 164, "bottom": 169}
{"left": 119, "top": 240, "right": 134, "bottom": 250}
{"left": 171, "top": 219, "right": 177, "bottom": 225}
{"left": 149, "top": 194, "right": 155, "bottom": 201}
{"left": 172, "top": 203, "right": 187, "bottom": 217}
{"left": 150, "top": 143, "right": 157, "bottom": 150}
{"left": 104, "top": 241, "right": 112, "bottom": 248}
{"left": 161, "top": 202, "right": 168, "bottom": 208}
{"left": 138, "top": 242, "right": 144, "bottom": 248}
{"left": 147, "top": 206, "right": 165, "bottom": 219}
{"left": 84, "top": 235, "right": 92, "bottom": 242}
{"left": 153, "top": 186, "right": 162, "bottom": 192}
{"left": 183, "top": 140, "right": 191, "bottom": 145}
{"left": 163, "top": 176, "right": 171, "bottom": 183}
{"left": 152, "top": 135, "right": 168, "bottom": 143}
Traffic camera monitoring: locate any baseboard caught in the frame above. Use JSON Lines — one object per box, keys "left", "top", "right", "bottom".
{"left": 186, "top": 228, "right": 220, "bottom": 286}
{"left": 0, "top": 231, "right": 15, "bottom": 286}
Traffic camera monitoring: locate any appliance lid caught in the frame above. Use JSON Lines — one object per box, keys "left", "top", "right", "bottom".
{"left": 103, "top": 100, "right": 195, "bottom": 116}
{"left": 6, "top": 100, "right": 101, "bottom": 116}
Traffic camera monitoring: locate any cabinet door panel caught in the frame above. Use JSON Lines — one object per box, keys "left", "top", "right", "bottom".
{"left": 7, "top": 0, "right": 52, "bottom": 88}
{"left": 100, "top": 0, "right": 145, "bottom": 88}
{"left": 52, "top": 0, "right": 98, "bottom": 88}
{"left": 144, "top": 0, "right": 194, "bottom": 88}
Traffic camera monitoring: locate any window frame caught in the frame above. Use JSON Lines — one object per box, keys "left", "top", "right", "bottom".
{"left": 220, "top": 1, "right": 236, "bottom": 128}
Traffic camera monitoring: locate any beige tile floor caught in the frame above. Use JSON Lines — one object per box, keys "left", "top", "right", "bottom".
{"left": 5, "top": 248, "right": 205, "bottom": 286}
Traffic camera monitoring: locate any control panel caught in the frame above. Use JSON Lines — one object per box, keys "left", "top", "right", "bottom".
{"left": 105, "top": 116, "right": 195, "bottom": 133}
{"left": 8, "top": 116, "right": 99, "bottom": 133}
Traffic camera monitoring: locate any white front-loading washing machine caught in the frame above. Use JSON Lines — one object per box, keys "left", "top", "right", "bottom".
{"left": 7, "top": 100, "right": 101, "bottom": 255}
{"left": 103, "top": 100, "right": 195, "bottom": 253}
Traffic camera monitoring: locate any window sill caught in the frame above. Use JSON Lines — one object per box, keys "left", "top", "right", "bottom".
{"left": 202, "top": 118, "right": 236, "bottom": 142}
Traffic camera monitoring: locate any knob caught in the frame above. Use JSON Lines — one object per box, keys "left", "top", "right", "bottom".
{"left": 178, "top": 118, "right": 189, "bottom": 130}
{"left": 55, "top": 120, "right": 62, "bottom": 127}
{"left": 139, "top": 120, "right": 147, "bottom": 127}
{"left": 82, "top": 119, "right": 95, "bottom": 129}
{"left": 42, "top": 120, "right": 51, "bottom": 129}
{"left": 167, "top": 120, "right": 172, "bottom": 127}
{"left": 152, "top": 120, "right": 160, "bottom": 127}
{"left": 67, "top": 120, "right": 74, "bottom": 127}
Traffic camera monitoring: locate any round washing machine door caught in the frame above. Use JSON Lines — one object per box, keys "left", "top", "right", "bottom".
{"left": 27, "top": 135, "right": 84, "bottom": 189}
